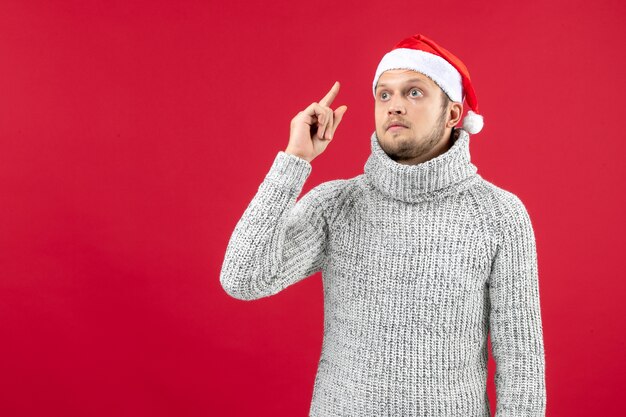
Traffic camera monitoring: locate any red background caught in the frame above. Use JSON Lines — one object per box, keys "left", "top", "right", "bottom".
{"left": 1, "top": 0, "right": 624, "bottom": 416}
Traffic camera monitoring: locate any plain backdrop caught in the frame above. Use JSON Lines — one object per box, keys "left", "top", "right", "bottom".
{"left": 1, "top": 0, "right": 624, "bottom": 416}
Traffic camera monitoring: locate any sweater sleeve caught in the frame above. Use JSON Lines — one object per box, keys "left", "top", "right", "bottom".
{"left": 488, "top": 197, "right": 547, "bottom": 416}
{"left": 219, "top": 151, "right": 329, "bottom": 301}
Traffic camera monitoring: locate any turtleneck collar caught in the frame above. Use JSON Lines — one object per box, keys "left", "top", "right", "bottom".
{"left": 363, "top": 128, "right": 479, "bottom": 203}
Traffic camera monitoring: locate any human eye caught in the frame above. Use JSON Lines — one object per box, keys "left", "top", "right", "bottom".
{"left": 380, "top": 91, "right": 389, "bottom": 100}
{"left": 409, "top": 88, "right": 423, "bottom": 97}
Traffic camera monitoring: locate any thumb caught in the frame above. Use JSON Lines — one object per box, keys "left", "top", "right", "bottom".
{"left": 333, "top": 105, "right": 348, "bottom": 126}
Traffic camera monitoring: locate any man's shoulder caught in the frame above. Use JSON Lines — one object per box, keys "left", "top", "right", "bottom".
{"left": 471, "top": 176, "right": 534, "bottom": 235}
{"left": 301, "top": 174, "right": 363, "bottom": 207}
{"left": 295, "top": 175, "right": 364, "bottom": 228}
{"left": 474, "top": 176, "right": 529, "bottom": 211}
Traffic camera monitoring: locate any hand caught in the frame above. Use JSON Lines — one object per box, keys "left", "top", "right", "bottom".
{"left": 285, "top": 81, "right": 348, "bottom": 163}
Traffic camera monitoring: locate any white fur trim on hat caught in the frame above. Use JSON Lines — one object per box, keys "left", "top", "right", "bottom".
{"left": 372, "top": 48, "right": 463, "bottom": 102}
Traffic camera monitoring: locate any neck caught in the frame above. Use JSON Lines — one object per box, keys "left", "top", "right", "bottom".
{"left": 363, "top": 128, "right": 479, "bottom": 203}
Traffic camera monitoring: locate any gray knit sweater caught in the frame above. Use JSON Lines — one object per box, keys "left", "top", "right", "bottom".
{"left": 220, "top": 128, "right": 546, "bottom": 417}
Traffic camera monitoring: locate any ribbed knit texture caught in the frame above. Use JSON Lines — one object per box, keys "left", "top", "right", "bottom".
{"left": 220, "top": 128, "right": 546, "bottom": 417}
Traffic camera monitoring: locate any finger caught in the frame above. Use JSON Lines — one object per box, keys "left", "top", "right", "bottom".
{"left": 303, "top": 102, "right": 332, "bottom": 140}
{"left": 296, "top": 111, "right": 314, "bottom": 126}
{"left": 316, "top": 105, "right": 333, "bottom": 140}
{"left": 303, "top": 102, "right": 326, "bottom": 120}
{"left": 325, "top": 109, "right": 334, "bottom": 140}
{"left": 316, "top": 108, "right": 327, "bottom": 140}
{"left": 319, "top": 81, "right": 340, "bottom": 107}
{"left": 329, "top": 105, "right": 348, "bottom": 138}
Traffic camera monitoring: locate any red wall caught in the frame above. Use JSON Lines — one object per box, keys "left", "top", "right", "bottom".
{"left": 0, "top": 0, "right": 624, "bottom": 416}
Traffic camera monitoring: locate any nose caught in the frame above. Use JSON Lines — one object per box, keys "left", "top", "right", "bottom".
{"left": 387, "top": 98, "right": 406, "bottom": 115}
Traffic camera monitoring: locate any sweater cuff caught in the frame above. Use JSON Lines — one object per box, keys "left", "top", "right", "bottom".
{"left": 263, "top": 151, "right": 312, "bottom": 192}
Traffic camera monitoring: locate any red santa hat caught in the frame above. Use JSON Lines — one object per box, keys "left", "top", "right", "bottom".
{"left": 372, "top": 33, "right": 484, "bottom": 135}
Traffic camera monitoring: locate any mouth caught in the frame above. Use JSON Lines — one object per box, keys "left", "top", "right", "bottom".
{"left": 387, "top": 123, "right": 408, "bottom": 131}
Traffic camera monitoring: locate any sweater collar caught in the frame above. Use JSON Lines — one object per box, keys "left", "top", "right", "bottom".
{"left": 363, "top": 128, "right": 478, "bottom": 203}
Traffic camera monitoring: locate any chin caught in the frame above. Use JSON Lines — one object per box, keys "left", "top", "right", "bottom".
{"left": 385, "top": 130, "right": 411, "bottom": 142}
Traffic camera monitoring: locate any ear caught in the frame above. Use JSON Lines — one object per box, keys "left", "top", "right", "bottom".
{"left": 446, "top": 102, "right": 463, "bottom": 128}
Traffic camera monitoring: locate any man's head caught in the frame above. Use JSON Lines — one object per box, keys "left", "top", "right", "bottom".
{"left": 374, "top": 69, "right": 462, "bottom": 164}
{"left": 372, "top": 34, "right": 483, "bottom": 164}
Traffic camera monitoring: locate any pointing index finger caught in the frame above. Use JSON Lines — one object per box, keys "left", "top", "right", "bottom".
{"left": 319, "top": 81, "right": 340, "bottom": 107}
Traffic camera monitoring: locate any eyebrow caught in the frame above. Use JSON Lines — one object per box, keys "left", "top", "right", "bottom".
{"left": 376, "top": 78, "right": 429, "bottom": 90}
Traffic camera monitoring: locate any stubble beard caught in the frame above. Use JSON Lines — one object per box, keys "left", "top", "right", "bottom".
{"left": 382, "top": 106, "right": 448, "bottom": 163}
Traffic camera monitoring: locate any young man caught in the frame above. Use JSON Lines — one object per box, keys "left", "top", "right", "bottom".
{"left": 220, "top": 33, "right": 546, "bottom": 417}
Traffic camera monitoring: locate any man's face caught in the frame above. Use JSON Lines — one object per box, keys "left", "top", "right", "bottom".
{"left": 374, "top": 69, "right": 451, "bottom": 164}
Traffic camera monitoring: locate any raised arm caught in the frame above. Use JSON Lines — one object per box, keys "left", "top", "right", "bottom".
{"left": 219, "top": 81, "right": 348, "bottom": 301}
{"left": 219, "top": 152, "right": 331, "bottom": 300}
{"left": 488, "top": 196, "right": 547, "bottom": 416}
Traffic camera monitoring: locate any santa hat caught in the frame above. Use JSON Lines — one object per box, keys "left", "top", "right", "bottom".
{"left": 372, "top": 33, "right": 484, "bottom": 135}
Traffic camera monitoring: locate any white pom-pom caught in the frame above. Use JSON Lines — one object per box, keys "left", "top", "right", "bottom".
{"left": 462, "top": 110, "right": 484, "bottom": 134}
